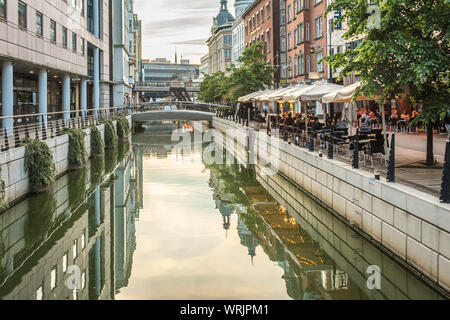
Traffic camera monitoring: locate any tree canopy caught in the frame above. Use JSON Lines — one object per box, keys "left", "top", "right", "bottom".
{"left": 198, "top": 42, "right": 276, "bottom": 104}
{"left": 325, "top": 0, "right": 450, "bottom": 124}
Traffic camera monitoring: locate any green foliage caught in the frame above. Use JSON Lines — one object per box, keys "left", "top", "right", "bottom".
{"left": 68, "top": 167, "right": 87, "bottom": 209}
{"left": 103, "top": 120, "right": 118, "bottom": 149}
{"left": 21, "top": 138, "right": 56, "bottom": 193}
{"left": 62, "top": 128, "right": 88, "bottom": 169}
{"left": 115, "top": 114, "right": 130, "bottom": 140}
{"left": 24, "top": 191, "right": 56, "bottom": 244}
{"left": 90, "top": 126, "right": 104, "bottom": 157}
{"left": 198, "top": 42, "right": 276, "bottom": 104}
{"left": 325, "top": 0, "right": 450, "bottom": 123}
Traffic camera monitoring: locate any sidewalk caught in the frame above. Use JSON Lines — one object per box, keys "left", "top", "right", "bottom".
{"left": 247, "top": 120, "right": 447, "bottom": 197}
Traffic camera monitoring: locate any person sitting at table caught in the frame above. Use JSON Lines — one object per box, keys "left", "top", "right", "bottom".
{"left": 336, "top": 120, "right": 347, "bottom": 129}
{"left": 286, "top": 112, "right": 295, "bottom": 127}
{"left": 390, "top": 109, "right": 399, "bottom": 131}
{"left": 401, "top": 110, "right": 410, "bottom": 120}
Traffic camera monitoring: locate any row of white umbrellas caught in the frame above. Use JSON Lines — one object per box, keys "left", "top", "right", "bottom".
{"left": 238, "top": 81, "right": 373, "bottom": 104}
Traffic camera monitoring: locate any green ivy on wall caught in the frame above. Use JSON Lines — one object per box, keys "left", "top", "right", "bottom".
{"left": 116, "top": 115, "right": 130, "bottom": 140}
{"left": 62, "top": 128, "right": 88, "bottom": 170}
{"left": 21, "top": 138, "right": 56, "bottom": 193}
{"left": 90, "top": 126, "right": 104, "bottom": 157}
{"left": 104, "top": 120, "right": 118, "bottom": 149}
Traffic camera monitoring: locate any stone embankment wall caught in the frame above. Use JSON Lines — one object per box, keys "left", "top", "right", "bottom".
{"left": 0, "top": 116, "right": 131, "bottom": 206}
{"left": 212, "top": 117, "right": 450, "bottom": 292}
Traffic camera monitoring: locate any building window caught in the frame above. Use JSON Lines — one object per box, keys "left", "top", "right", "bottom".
{"left": 87, "top": 0, "right": 94, "bottom": 33}
{"left": 288, "top": 32, "right": 291, "bottom": 50}
{"left": 18, "top": 1, "right": 26, "bottom": 29}
{"left": 299, "top": 23, "right": 303, "bottom": 43}
{"left": 50, "top": 20, "right": 56, "bottom": 42}
{"left": 306, "top": 54, "right": 311, "bottom": 74}
{"left": 63, "top": 253, "right": 68, "bottom": 273}
{"left": 316, "top": 51, "right": 324, "bottom": 72}
{"left": 224, "top": 35, "right": 232, "bottom": 45}
{"left": 287, "top": 4, "right": 291, "bottom": 23}
{"left": 266, "top": 30, "right": 271, "bottom": 52}
{"left": 306, "top": 22, "right": 310, "bottom": 41}
{"left": 294, "top": 54, "right": 298, "bottom": 76}
{"left": 36, "top": 286, "right": 43, "bottom": 300}
{"left": 50, "top": 267, "right": 57, "bottom": 290}
{"left": 73, "top": 239, "right": 78, "bottom": 259}
{"left": 299, "top": 52, "right": 304, "bottom": 75}
{"left": 0, "top": 0, "right": 6, "bottom": 20}
{"left": 62, "top": 27, "right": 68, "bottom": 47}
{"left": 225, "top": 49, "right": 231, "bottom": 59}
{"left": 288, "top": 57, "right": 292, "bottom": 78}
{"left": 72, "top": 33, "right": 77, "bottom": 52}
{"left": 81, "top": 0, "right": 85, "bottom": 15}
{"left": 36, "top": 12, "right": 43, "bottom": 36}
{"left": 315, "top": 17, "right": 323, "bottom": 39}
{"left": 266, "top": 3, "right": 270, "bottom": 18}
{"left": 81, "top": 38, "right": 85, "bottom": 55}
{"left": 81, "top": 232, "right": 85, "bottom": 249}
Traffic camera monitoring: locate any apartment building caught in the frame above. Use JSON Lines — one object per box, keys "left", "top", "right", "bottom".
{"left": 0, "top": 0, "right": 111, "bottom": 133}
{"left": 243, "top": 0, "right": 281, "bottom": 84}
{"left": 285, "top": 0, "right": 328, "bottom": 83}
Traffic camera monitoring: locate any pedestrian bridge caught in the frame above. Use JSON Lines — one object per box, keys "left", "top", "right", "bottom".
{"left": 132, "top": 110, "right": 214, "bottom": 122}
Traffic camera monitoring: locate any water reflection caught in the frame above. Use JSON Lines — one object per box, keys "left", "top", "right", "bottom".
{"left": 0, "top": 124, "right": 446, "bottom": 300}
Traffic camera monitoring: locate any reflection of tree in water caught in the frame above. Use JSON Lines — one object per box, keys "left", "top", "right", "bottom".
{"left": 117, "top": 141, "right": 130, "bottom": 162}
{"left": 89, "top": 156, "right": 105, "bottom": 189}
{"left": 104, "top": 148, "right": 118, "bottom": 174}
{"left": 68, "top": 167, "right": 88, "bottom": 209}
{"left": 24, "top": 191, "right": 56, "bottom": 245}
{"left": 207, "top": 162, "right": 259, "bottom": 206}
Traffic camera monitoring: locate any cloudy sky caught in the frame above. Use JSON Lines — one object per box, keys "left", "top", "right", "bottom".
{"left": 134, "top": 0, "right": 236, "bottom": 65}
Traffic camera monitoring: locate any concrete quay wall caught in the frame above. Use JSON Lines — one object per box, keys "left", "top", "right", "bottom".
{"left": 0, "top": 116, "right": 131, "bottom": 207}
{"left": 212, "top": 117, "right": 450, "bottom": 292}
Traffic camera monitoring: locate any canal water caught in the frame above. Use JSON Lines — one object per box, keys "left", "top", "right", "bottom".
{"left": 0, "top": 122, "right": 446, "bottom": 300}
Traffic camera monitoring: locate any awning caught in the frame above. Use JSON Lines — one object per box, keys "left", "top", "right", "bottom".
{"left": 322, "top": 82, "right": 376, "bottom": 103}
{"left": 265, "top": 86, "right": 298, "bottom": 102}
{"left": 238, "top": 90, "right": 264, "bottom": 102}
{"left": 249, "top": 89, "right": 273, "bottom": 102}
{"left": 299, "top": 82, "right": 345, "bottom": 101}
{"left": 280, "top": 84, "right": 313, "bottom": 101}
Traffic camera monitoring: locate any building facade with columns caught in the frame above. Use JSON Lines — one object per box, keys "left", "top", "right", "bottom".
{"left": 0, "top": 0, "right": 112, "bottom": 132}
{"left": 206, "top": 0, "right": 234, "bottom": 75}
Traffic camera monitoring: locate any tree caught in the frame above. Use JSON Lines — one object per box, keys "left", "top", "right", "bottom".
{"left": 227, "top": 42, "right": 276, "bottom": 103}
{"left": 198, "top": 42, "right": 276, "bottom": 104}
{"left": 198, "top": 71, "right": 231, "bottom": 104}
{"left": 325, "top": 0, "right": 450, "bottom": 165}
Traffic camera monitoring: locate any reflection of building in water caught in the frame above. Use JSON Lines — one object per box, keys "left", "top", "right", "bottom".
{"left": 237, "top": 217, "right": 258, "bottom": 263}
{"left": 205, "top": 158, "right": 362, "bottom": 300}
{"left": 0, "top": 145, "right": 144, "bottom": 300}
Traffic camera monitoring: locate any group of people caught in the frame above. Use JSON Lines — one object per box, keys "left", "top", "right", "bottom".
{"left": 273, "top": 112, "right": 347, "bottom": 134}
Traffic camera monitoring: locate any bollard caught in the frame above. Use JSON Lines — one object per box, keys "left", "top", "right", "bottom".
{"left": 327, "top": 139, "right": 334, "bottom": 159}
{"left": 352, "top": 128, "right": 359, "bottom": 169}
{"left": 440, "top": 139, "right": 450, "bottom": 203}
{"left": 24, "top": 122, "right": 30, "bottom": 138}
{"left": 387, "top": 133, "right": 396, "bottom": 182}
{"left": 3, "top": 128, "right": 9, "bottom": 151}
{"left": 374, "top": 169, "right": 381, "bottom": 180}
{"left": 309, "top": 131, "right": 315, "bottom": 152}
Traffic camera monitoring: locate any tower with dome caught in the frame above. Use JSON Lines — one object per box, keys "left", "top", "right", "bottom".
{"left": 206, "top": 1, "right": 235, "bottom": 75}
{"left": 234, "top": 0, "right": 255, "bottom": 18}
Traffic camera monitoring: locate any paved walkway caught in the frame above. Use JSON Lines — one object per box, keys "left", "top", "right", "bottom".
{"left": 247, "top": 120, "right": 448, "bottom": 197}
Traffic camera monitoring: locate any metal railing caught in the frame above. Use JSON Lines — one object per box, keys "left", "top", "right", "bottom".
{"left": 0, "top": 101, "right": 230, "bottom": 152}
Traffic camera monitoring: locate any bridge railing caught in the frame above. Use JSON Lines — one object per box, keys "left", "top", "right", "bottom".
{"left": 0, "top": 102, "right": 232, "bottom": 152}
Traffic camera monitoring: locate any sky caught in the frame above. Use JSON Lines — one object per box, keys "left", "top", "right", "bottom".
{"left": 134, "top": 0, "right": 236, "bottom": 65}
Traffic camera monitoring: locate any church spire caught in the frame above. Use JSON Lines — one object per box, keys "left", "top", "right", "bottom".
{"left": 220, "top": 0, "right": 228, "bottom": 11}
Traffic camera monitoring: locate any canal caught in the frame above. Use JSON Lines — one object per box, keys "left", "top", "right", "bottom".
{"left": 0, "top": 122, "right": 446, "bottom": 300}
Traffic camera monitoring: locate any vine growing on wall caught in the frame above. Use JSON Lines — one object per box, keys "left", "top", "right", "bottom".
{"left": 21, "top": 138, "right": 56, "bottom": 193}
{"left": 62, "top": 128, "right": 88, "bottom": 170}
{"left": 90, "top": 126, "right": 104, "bottom": 157}
{"left": 116, "top": 115, "right": 130, "bottom": 140}
{"left": 104, "top": 120, "right": 118, "bottom": 149}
